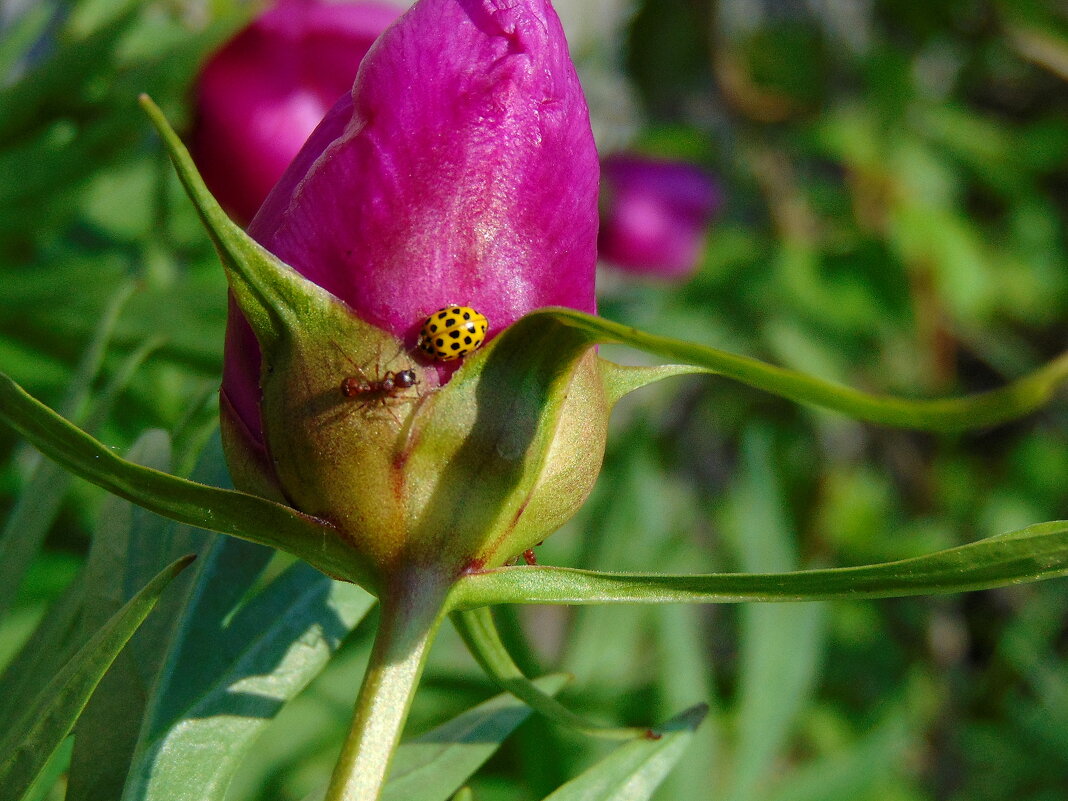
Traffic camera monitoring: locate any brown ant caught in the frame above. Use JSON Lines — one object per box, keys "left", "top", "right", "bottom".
{"left": 340, "top": 368, "right": 418, "bottom": 399}
{"left": 334, "top": 342, "right": 420, "bottom": 424}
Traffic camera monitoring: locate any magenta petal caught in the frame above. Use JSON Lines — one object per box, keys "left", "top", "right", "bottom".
{"left": 249, "top": 0, "right": 600, "bottom": 351}
{"left": 598, "top": 155, "right": 721, "bottom": 279}
{"left": 193, "top": 0, "right": 400, "bottom": 223}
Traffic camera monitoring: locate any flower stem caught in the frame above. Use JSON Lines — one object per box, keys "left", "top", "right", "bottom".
{"left": 324, "top": 577, "right": 446, "bottom": 801}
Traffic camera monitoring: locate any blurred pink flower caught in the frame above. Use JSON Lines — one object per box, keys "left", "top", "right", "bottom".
{"left": 598, "top": 154, "right": 721, "bottom": 279}
{"left": 193, "top": 0, "right": 401, "bottom": 223}
{"left": 223, "top": 0, "right": 600, "bottom": 447}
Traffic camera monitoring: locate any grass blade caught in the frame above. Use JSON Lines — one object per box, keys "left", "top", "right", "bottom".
{"left": 0, "top": 556, "right": 194, "bottom": 801}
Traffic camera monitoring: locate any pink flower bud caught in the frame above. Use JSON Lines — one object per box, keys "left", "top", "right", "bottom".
{"left": 192, "top": 0, "right": 401, "bottom": 223}
{"left": 210, "top": 0, "right": 607, "bottom": 584}
{"left": 598, "top": 154, "right": 721, "bottom": 279}
{"left": 225, "top": 0, "right": 601, "bottom": 449}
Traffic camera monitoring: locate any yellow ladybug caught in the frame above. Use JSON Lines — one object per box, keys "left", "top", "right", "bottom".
{"left": 418, "top": 305, "right": 489, "bottom": 361}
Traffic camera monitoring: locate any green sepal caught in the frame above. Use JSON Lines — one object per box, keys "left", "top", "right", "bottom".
{"left": 450, "top": 519, "right": 1068, "bottom": 608}
{"left": 0, "top": 371, "right": 375, "bottom": 589}
{"left": 529, "top": 308, "right": 1068, "bottom": 431}
{"left": 140, "top": 95, "right": 331, "bottom": 356}
{"left": 599, "top": 360, "right": 711, "bottom": 405}
{"left": 404, "top": 314, "right": 608, "bottom": 574}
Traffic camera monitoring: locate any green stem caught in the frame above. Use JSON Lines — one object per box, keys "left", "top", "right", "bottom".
{"left": 325, "top": 578, "right": 446, "bottom": 801}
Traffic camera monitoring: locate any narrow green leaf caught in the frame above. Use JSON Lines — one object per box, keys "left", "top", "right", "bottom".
{"left": 0, "top": 330, "right": 163, "bottom": 617}
{"left": 0, "top": 555, "right": 194, "bottom": 801}
{"left": 450, "top": 790, "right": 474, "bottom": 801}
{"left": 19, "top": 736, "right": 73, "bottom": 801}
{"left": 529, "top": 308, "right": 1068, "bottom": 431}
{"left": 452, "top": 607, "right": 646, "bottom": 740}
{"left": 42, "top": 431, "right": 377, "bottom": 801}
{"left": 650, "top": 604, "right": 718, "bottom": 799}
{"left": 68, "top": 432, "right": 219, "bottom": 801}
{"left": 56, "top": 280, "right": 139, "bottom": 421}
{"left": 539, "top": 705, "right": 707, "bottom": 801}
{"left": 0, "top": 370, "right": 375, "bottom": 587}
{"left": 382, "top": 675, "right": 570, "bottom": 801}
{"left": 450, "top": 519, "right": 1068, "bottom": 608}
{"left": 723, "top": 429, "right": 825, "bottom": 801}
{"left": 0, "top": 579, "right": 87, "bottom": 735}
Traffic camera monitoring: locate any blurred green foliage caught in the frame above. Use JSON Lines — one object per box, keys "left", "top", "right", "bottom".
{"left": 1, "top": 0, "right": 1066, "bottom": 799}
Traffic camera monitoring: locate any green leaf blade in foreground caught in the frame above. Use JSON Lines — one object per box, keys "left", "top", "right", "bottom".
{"left": 452, "top": 520, "right": 1068, "bottom": 608}
{"left": 531, "top": 308, "right": 1068, "bottom": 432}
{"left": 0, "top": 371, "right": 375, "bottom": 588}
{"left": 382, "top": 674, "right": 570, "bottom": 801}
{"left": 0, "top": 555, "right": 194, "bottom": 801}
{"left": 126, "top": 563, "right": 373, "bottom": 801}
{"left": 539, "top": 705, "right": 707, "bottom": 801}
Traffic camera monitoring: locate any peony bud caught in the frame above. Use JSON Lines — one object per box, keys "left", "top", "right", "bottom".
{"left": 598, "top": 154, "right": 721, "bottom": 279}
{"left": 218, "top": 0, "right": 606, "bottom": 591}
{"left": 192, "top": 0, "right": 401, "bottom": 223}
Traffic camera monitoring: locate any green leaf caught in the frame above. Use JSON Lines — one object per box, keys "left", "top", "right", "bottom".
{"left": 538, "top": 705, "right": 707, "bottom": 801}
{"left": 0, "top": 280, "right": 137, "bottom": 614}
{"left": 526, "top": 308, "right": 1068, "bottom": 432}
{"left": 122, "top": 562, "right": 373, "bottom": 801}
{"left": 452, "top": 607, "right": 646, "bottom": 739}
{"left": 0, "top": 370, "right": 375, "bottom": 587}
{"left": 55, "top": 431, "right": 376, "bottom": 801}
{"left": 0, "top": 555, "right": 194, "bottom": 801}
{"left": 382, "top": 674, "right": 570, "bottom": 801}
{"left": 299, "top": 676, "right": 569, "bottom": 801}
{"left": 67, "top": 431, "right": 212, "bottom": 801}
{"left": 19, "top": 736, "right": 73, "bottom": 801}
{"left": 0, "top": 322, "right": 162, "bottom": 617}
{"left": 723, "top": 429, "right": 825, "bottom": 801}
{"left": 0, "top": 579, "right": 87, "bottom": 736}
{"left": 450, "top": 519, "right": 1068, "bottom": 608}
{"left": 649, "top": 604, "right": 718, "bottom": 799}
